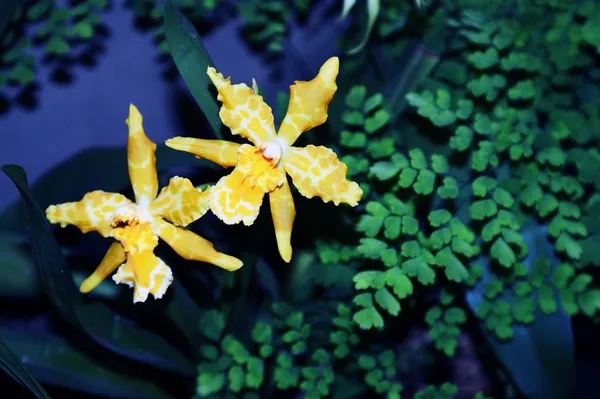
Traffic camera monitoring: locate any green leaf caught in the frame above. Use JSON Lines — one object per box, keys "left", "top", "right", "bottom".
{"left": 357, "top": 238, "right": 387, "bottom": 260}
{"left": 535, "top": 194, "right": 558, "bottom": 217}
{"left": 508, "top": 80, "right": 536, "bottom": 100}
{"left": 367, "top": 137, "right": 395, "bottom": 158}
{"left": 197, "top": 372, "right": 226, "bottom": 396}
{"left": 0, "top": 336, "right": 51, "bottom": 399}
{"left": 353, "top": 307, "right": 384, "bottom": 330}
{"left": 164, "top": 0, "right": 222, "bottom": 139}
{"left": 456, "top": 99, "right": 473, "bottom": 119}
{"left": 403, "top": 256, "right": 436, "bottom": 285}
{"left": 472, "top": 176, "right": 497, "bottom": 197}
{"left": 468, "top": 48, "right": 499, "bottom": 69}
{"left": 0, "top": 328, "right": 167, "bottom": 398}
{"left": 383, "top": 216, "right": 401, "bottom": 240}
{"left": 342, "top": 111, "right": 365, "bottom": 126}
{"left": 493, "top": 188, "right": 514, "bottom": 208}
{"left": 409, "top": 149, "right": 427, "bottom": 169}
{"left": 401, "top": 240, "right": 420, "bottom": 258}
{"left": 228, "top": 365, "right": 245, "bottom": 392}
{"left": 357, "top": 215, "right": 384, "bottom": 237}
{"left": 490, "top": 237, "right": 516, "bottom": 267}
{"left": 578, "top": 289, "right": 600, "bottom": 317}
{"left": 470, "top": 199, "right": 498, "bottom": 220}
{"left": 401, "top": 215, "right": 419, "bottom": 235}
{"left": 200, "top": 310, "right": 226, "bottom": 341}
{"left": 354, "top": 293, "right": 374, "bottom": 307}
{"left": 384, "top": 267, "right": 413, "bottom": 298}
{"left": 45, "top": 36, "right": 70, "bottom": 55}
{"left": 437, "top": 177, "right": 459, "bottom": 199}
{"left": 374, "top": 288, "right": 401, "bottom": 316}
{"left": 555, "top": 233, "right": 582, "bottom": 260}
{"left": 428, "top": 209, "right": 451, "bottom": 227}
{"left": 71, "top": 20, "right": 94, "bottom": 39}
{"left": 435, "top": 247, "right": 469, "bottom": 282}
{"left": 353, "top": 271, "right": 385, "bottom": 290}
{"left": 450, "top": 126, "right": 473, "bottom": 151}
{"left": 399, "top": 168, "right": 418, "bottom": 187}
{"left": 513, "top": 297, "right": 535, "bottom": 324}
{"left": 414, "top": 170, "right": 436, "bottom": 195}
{"left": 1, "top": 165, "right": 194, "bottom": 376}
{"left": 364, "top": 93, "right": 384, "bottom": 113}
{"left": 340, "top": 131, "right": 367, "bottom": 148}
{"left": 346, "top": 85, "right": 366, "bottom": 108}
{"left": 444, "top": 307, "right": 467, "bottom": 324}
{"left": 468, "top": 74, "right": 506, "bottom": 101}
{"left": 430, "top": 154, "right": 449, "bottom": 174}
{"left": 365, "top": 109, "right": 391, "bottom": 133}
{"left": 369, "top": 161, "right": 400, "bottom": 181}
{"left": 222, "top": 335, "right": 250, "bottom": 364}
{"left": 521, "top": 183, "right": 543, "bottom": 207}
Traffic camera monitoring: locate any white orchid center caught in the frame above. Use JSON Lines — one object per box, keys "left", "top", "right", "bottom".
{"left": 261, "top": 139, "right": 286, "bottom": 163}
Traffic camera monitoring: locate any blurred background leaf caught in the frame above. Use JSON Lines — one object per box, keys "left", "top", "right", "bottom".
{"left": 466, "top": 226, "right": 576, "bottom": 399}
{"left": 164, "top": 0, "right": 223, "bottom": 140}
{"left": 0, "top": 328, "right": 169, "bottom": 399}
{"left": 0, "top": 337, "right": 51, "bottom": 399}
{"left": 0, "top": 0, "right": 19, "bottom": 39}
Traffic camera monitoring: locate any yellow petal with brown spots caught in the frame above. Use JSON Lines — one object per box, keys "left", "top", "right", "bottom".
{"left": 127, "top": 104, "right": 158, "bottom": 206}
{"left": 79, "top": 241, "right": 126, "bottom": 294}
{"left": 113, "top": 250, "right": 173, "bottom": 303}
{"left": 283, "top": 145, "right": 363, "bottom": 206}
{"left": 210, "top": 167, "right": 267, "bottom": 226}
{"left": 149, "top": 176, "right": 209, "bottom": 227}
{"left": 46, "top": 190, "right": 133, "bottom": 237}
{"left": 165, "top": 137, "right": 241, "bottom": 168}
{"left": 207, "top": 67, "right": 276, "bottom": 146}
{"left": 155, "top": 218, "right": 242, "bottom": 271}
{"left": 277, "top": 57, "right": 339, "bottom": 146}
{"left": 269, "top": 178, "right": 296, "bottom": 263}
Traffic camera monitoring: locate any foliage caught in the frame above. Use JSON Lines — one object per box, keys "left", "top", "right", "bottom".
{"left": 0, "top": 0, "right": 108, "bottom": 93}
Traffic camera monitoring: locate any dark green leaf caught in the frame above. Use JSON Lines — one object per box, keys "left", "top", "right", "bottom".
{"left": 0, "top": 335, "right": 51, "bottom": 399}
{"left": 387, "top": 42, "right": 439, "bottom": 117}
{"left": 164, "top": 0, "right": 223, "bottom": 139}
{"left": 0, "top": 329, "right": 168, "bottom": 398}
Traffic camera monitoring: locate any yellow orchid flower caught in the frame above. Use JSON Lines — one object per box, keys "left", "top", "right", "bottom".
{"left": 166, "top": 57, "right": 363, "bottom": 263}
{"left": 46, "top": 104, "right": 243, "bottom": 303}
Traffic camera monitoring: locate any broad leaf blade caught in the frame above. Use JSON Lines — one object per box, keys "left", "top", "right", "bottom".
{"left": 1, "top": 165, "right": 194, "bottom": 376}
{"left": 466, "top": 226, "right": 575, "bottom": 399}
{"left": 386, "top": 42, "right": 439, "bottom": 118}
{"left": 1, "top": 165, "right": 82, "bottom": 327}
{"left": 0, "top": 329, "right": 169, "bottom": 399}
{"left": 163, "top": 0, "right": 223, "bottom": 139}
{"left": 0, "top": 230, "right": 41, "bottom": 298}
{"left": 346, "top": 0, "right": 380, "bottom": 55}
{"left": 0, "top": 338, "right": 51, "bottom": 399}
